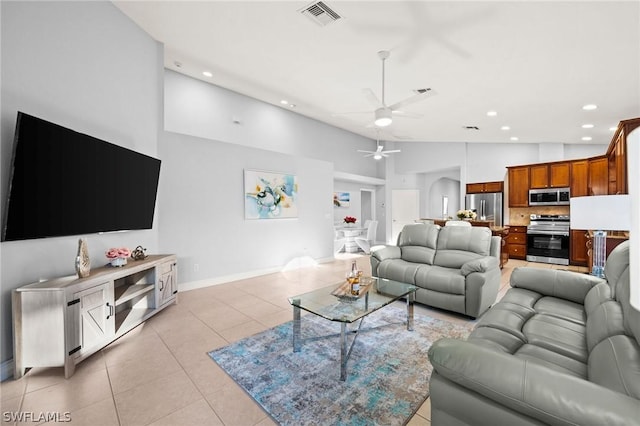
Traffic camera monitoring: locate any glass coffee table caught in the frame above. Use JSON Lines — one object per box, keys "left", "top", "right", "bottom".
{"left": 288, "top": 277, "right": 417, "bottom": 381}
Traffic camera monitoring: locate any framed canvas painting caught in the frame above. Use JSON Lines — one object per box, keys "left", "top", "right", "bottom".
{"left": 244, "top": 169, "right": 298, "bottom": 219}
{"left": 333, "top": 192, "right": 350, "bottom": 207}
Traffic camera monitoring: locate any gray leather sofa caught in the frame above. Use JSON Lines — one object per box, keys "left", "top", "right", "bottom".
{"left": 428, "top": 241, "right": 640, "bottom": 426}
{"left": 371, "top": 223, "right": 501, "bottom": 318}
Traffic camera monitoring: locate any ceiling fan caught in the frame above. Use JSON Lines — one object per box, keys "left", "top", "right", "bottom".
{"left": 358, "top": 135, "right": 400, "bottom": 160}
{"left": 364, "top": 50, "right": 435, "bottom": 127}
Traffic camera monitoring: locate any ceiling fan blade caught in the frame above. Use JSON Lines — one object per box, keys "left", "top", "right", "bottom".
{"left": 389, "top": 89, "right": 435, "bottom": 111}
{"left": 331, "top": 111, "right": 371, "bottom": 117}
{"left": 357, "top": 150, "right": 375, "bottom": 154}
{"left": 391, "top": 110, "right": 423, "bottom": 119}
{"left": 362, "top": 88, "right": 383, "bottom": 108}
{"left": 381, "top": 150, "right": 401, "bottom": 154}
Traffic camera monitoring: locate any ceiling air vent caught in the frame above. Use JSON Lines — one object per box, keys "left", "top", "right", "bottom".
{"left": 299, "top": 1, "right": 342, "bottom": 26}
{"left": 464, "top": 126, "right": 480, "bottom": 130}
{"left": 413, "top": 88, "right": 432, "bottom": 95}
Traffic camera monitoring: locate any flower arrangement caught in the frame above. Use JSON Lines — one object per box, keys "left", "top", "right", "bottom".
{"left": 456, "top": 209, "right": 477, "bottom": 220}
{"left": 106, "top": 247, "right": 131, "bottom": 267}
{"left": 343, "top": 216, "right": 357, "bottom": 224}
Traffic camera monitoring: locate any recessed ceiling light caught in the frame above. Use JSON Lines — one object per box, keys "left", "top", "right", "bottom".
{"left": 510, "top": 137, "right": 519, "bottom": 141}
{"left": 582, "top": 104, "right": 597, "bottom": 110}
{"left": 501, "top": 126, "right": 510, "bottom": 131}
{"left": 288, "top": 104, "right": 296, "bottom": 108}
{"left": 609, "top": 126, "right": 618, "bottom": 131}
{"left": 582, "top": 124, "right": 594, "bottom": 129}
{"left": 280, "top": 100, "right": 289, "bottom": 105}
{"left": 202, "top": 71, "right": 213, "bottom": 78}
{"left": 582, "top": 136, "right": 592, "bottom": 141}
{"left": 487, "top": 111, "right": 497, "bottom": 117}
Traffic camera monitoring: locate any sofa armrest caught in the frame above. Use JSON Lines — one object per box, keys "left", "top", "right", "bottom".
{"left": 429, "top": 338, "right": 640, "bottom": 426}
{"left": 460, "top": 256, "right": 499, "bottom": 277}
{"left": 510, "top": 267, "right": 606, "bottom": 304}
{"left": 371, "top": 245, "right": 401, "bottom": 262}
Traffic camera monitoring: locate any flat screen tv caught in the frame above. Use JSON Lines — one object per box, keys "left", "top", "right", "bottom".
{"left": 2, "top": 112, "right": 161, "bottom": 241}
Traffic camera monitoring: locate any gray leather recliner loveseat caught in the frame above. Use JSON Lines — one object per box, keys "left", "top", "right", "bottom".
{"left": 428, "top": 241, "right": 640, "bottom": 426}
{"left": 371, "top": 223, "right": 501, "bottom": 318}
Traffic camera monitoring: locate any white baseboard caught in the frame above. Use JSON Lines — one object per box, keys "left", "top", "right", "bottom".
{"left": 1, "top": 359, "right": 14, "bottom": 382}
{"left": 178, "top": 256, "right": 336, "bottom": 293}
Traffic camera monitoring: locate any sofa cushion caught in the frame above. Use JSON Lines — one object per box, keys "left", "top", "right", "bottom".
{"left": 414, "top": 265, "right": 465, "bottom": 295}
{"left": 522, "top": 314, "right": 587, "bottom": 362}
{"left": 533, "top": 296, "right": 586, "bottom": 326}
{"left": 514, "top": 344, "right": 587, "bottom": 378}
{"left": 433, "top": 226, "right": 492, "bottom": 269}
{"left": 589, "top": 335, "right": 640, "bottom": 399}
{"left": 375, "top": 259, "right": 420, "bottom": 284}
{"left": 398, "top": 223, "right": 439, "bottom": 264}
{"left": 584, "top": 282, "right": 612, "bottom": 316}
{"left": 585, "top": 301, "right": 625, "bottom": 352}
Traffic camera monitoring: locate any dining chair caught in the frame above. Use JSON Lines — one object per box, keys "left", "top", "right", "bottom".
{"left": 355, "top": 220, "right": 377, "bottom": 254}
{"left": 445, "top": 220, "right": 472, "bottom": 227}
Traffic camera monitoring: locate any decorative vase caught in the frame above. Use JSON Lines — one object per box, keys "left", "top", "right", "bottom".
{"left": 110, "top": 257, "right": 127, "bottom": 267}
{"left": 75, "top": 238, "right": 91, "bottom": 278}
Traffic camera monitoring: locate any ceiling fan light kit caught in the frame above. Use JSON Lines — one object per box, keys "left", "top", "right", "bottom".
{"left": 374, "top": 108, "right": 393, "bottom": 127}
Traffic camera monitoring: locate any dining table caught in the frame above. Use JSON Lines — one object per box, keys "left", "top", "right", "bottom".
{"left": 335, "top": 225, "right": 367, "bottom": 253}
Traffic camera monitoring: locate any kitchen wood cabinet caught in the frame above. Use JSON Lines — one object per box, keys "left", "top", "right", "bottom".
{"left": 13, "top": 254, "right": 178, "bottom": 379}
{"left": 588, "top": 156, "right": 608, "bottom": 196}
{"left": 491, "top": 227, "right": 510, "bottom": 269}
{"left": 570, "top": 230, "right": 589, "bottom": 266}
{"left": 570, "top": 160, "right": 589, "bottom": 197}
{"left": 466, "top": 181, "right": 503, "bottom": 194}
{"left": 586, "top": 231, "right": 629, "bottom": 273}
{"left": 607, "top": 117, "right": 640, "bottom": 195}
{"left": 530, "top": 162, "right": 570, "bottom": 189}
{"left": 507, "top": 166, "right": 529, "bottom": 207}
{"left": 506, "top": 226, "right": 527, "bottom": 260}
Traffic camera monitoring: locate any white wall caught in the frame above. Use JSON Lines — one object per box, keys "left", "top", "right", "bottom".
{"left": 158, "top": 131, "right": 333, "bottom": 286}
{"left": 0, "top": 2, "right": 161, "bottom": 367}
{"left": 164, "top": 70, "right": 378, "bottom": 177}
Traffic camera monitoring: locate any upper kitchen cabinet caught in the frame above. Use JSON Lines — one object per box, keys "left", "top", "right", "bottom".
{"left": 570, "top": 160, "right": 589, "bottom": 197}
{"left": 608, "top": 117, "right": 640, "bottom": 195}
{"left": 530, "top": 162, "right": 570, "bottom": 189}
{"left": 466, "top": 181, "right": 504, "bottom": 194}
{"left": 507, "top": 166, "right": 529, "bottom": 207}
{"left": 588, "top": 156, "right": 608, "bottom": 196}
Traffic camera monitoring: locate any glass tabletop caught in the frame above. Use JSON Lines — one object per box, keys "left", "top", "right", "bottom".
{"left": 288, "top": 277, "right": 417, "bottom": 323}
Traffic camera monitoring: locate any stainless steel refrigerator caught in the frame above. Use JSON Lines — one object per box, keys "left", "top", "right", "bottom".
{"left": 465, "top": 192, "right": 503, "bottom": 226}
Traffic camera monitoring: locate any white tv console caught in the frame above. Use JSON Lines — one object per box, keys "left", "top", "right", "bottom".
{"left": 12, "top": 254, "right": 177, "bottom": 379}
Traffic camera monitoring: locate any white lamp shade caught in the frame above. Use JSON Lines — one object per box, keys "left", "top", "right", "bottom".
{"left": 570, "top": 195, "right": 631, "bottom": 230}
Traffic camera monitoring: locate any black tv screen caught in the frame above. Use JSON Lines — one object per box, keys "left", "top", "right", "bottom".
{"left": 2, "top": 112, "right": 161, "bottom": 241}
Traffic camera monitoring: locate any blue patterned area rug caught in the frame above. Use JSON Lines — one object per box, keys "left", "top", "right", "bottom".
{"left": 208, "top": 304, "right": 474, "bottom": 426}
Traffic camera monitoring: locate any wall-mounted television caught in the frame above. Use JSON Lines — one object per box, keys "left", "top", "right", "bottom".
{"left": 2, "top": 112, "right": 161, "bottom": 241}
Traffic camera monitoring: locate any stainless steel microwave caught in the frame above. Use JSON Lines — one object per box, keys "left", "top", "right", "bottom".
{"left": 529, "top": 187, "right": 570, "bottom": 206}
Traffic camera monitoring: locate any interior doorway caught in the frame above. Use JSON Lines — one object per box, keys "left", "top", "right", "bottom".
{"left": 360, "top": 188, "right": 375, "bottom": 224}
{"left": 391, "top": 189, "right": 419, "bottom": 244}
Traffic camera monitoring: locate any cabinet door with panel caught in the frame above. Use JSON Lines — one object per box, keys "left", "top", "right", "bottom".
{"left": 508, "top": 167, "right": 529, "bottom": 207}
{"left": 529, "top": 164, "right": 549, "bottom": 189}
{"left": 466, "top": 183, "right": 485, "bottom": 194}
{"left": 549, "top": 162, "right": 570, "bottom": 187}
{"left": 588, "top": 157, "right": 608, "bottom": 195}
{"left": 569, "top": 230, "right": 588, "bottom": 266}
{"left": 570, "top": 160, "right": 589, "bottom": 197}
{"left": 158, "top": 260, "right": 178, "bottom": 307}
{"left": 67, "top": 282, "right": 115, "bottom": 360}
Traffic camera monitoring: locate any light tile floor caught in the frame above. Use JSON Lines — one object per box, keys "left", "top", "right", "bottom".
{"left": 1, "top": 255, "right": 587, "bottom": 426}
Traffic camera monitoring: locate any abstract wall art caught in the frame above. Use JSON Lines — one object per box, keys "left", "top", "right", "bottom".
{"left": 244, "top": 169, "right": 298, "bottom": 219}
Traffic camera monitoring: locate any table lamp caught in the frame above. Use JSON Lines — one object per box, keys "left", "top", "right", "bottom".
{"left": 570, "top": 195, "right": 631, "bottom": 278}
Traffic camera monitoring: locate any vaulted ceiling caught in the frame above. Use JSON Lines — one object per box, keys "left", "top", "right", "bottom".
{"left": 114, "top": 1, "right": 640, "bottom": 144}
